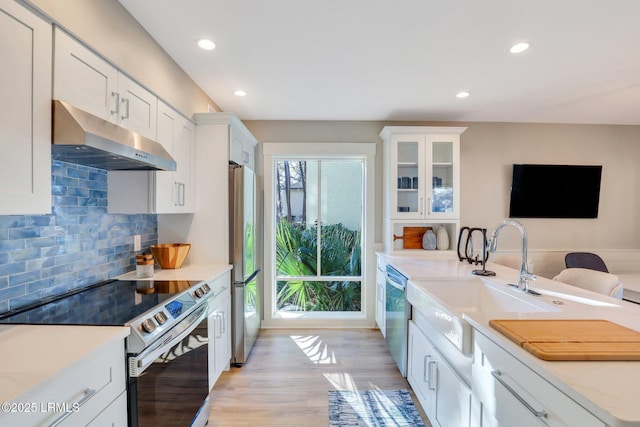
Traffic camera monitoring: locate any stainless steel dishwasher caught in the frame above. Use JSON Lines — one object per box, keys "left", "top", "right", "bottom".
{"left": 385, "top": 264, "right": 410, "bottom": 377}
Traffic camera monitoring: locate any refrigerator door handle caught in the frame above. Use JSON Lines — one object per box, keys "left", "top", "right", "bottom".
{"left": 234, "top": 267, "right": 261, "bottom": 287}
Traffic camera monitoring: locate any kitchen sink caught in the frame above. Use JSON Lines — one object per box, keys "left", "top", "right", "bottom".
{"left": 407, "top": 278, "right": 560, "bottom": 355}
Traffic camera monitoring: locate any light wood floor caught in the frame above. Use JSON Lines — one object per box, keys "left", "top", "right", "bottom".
{"left": 207, "top": 328, "right": 430, "bottom": 427}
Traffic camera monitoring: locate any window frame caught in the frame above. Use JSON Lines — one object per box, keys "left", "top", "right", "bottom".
{"left": 262, "top": 143, "right": 376, "bottom": 328}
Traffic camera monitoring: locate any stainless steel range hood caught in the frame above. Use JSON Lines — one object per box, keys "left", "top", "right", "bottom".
{"left": 52, "top": 100, "right": 176, "bottom": 171}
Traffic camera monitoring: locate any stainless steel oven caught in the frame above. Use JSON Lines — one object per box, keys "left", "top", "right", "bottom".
{"left": 385, "top": 265, "right": 410, "bottom": 377}
{"left": 127, "top": 303, "right": 210, "bottom": 427}
{"left": 0, "top": 278, "right": 215, "bottom": 427}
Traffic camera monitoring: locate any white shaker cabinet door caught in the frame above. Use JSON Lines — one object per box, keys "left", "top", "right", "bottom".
{"left": 0, "top": 0, "right": 52, "bottom": 214}
{"left": 213, "top": 293, "right": 232, "bottom": 380}
{"left": 174, "top": 117, "right": 195, "bottom": 212}
{"left": 154, "top": 101, "right": 178, "bottom": 213}
{"left": 152, "top": 102, "right": 195, "bottom": 213}
{"left": 208, "top": 272, "right": 232, "bottom": 389}
{"left": 118, "top": 74, "right": 157, "bottom": 140}
{"left": 53, "top": 27, "right": 119, "bottom": 123}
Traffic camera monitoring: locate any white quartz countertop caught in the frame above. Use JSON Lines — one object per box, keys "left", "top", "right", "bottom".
{"left": 0, "top": 325, "right": 129, "bottom": 404}
{"left": 379, "top": 253, "right": 640, "bottom": 426}
{"left": 117, "top": 263, "right": 232, "bottom": 282}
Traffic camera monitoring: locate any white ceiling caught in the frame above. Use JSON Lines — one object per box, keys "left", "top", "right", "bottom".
{"left": 119, "top": 0, "right": 640, "bottom": 124}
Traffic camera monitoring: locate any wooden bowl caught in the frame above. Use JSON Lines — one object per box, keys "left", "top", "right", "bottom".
{"left": 150, "top": 243, "right": 191, "bottom": 269}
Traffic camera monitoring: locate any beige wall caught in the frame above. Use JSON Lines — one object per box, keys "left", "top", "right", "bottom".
{"left": 245, "top": 120, "right": 640, "bottom": 252}
{"left": 25, "top": 0, "right": 220, "bottom": 118}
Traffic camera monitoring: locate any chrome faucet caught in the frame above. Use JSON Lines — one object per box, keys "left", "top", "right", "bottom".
{"left": 489, "top": 220, "right": 538, "bottom": 295}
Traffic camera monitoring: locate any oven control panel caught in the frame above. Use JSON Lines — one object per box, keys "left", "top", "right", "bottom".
{"left": 193, "top": 283, "right": 211, "bottom": 299}
{"left": 126, "top": 280, "right": 212, "bottom": 354}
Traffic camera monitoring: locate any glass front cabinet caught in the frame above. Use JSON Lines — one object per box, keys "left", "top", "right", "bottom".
{"left": 380, "top": 126, "right": 466, "bottom": 253}
{"left": 380, "top": 127, "right": 466, "bottom": 221}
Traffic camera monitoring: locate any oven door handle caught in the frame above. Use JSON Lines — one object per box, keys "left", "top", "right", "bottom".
{"left": 129, "top": 305, "right": 208, "bottom": 377}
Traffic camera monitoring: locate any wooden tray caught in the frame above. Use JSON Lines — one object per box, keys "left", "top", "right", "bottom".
{"left": 489, "top": 319, "right": 640, "bottom": 361}
{"left": 393, "top": 227, "right": 428, "bottom": 249}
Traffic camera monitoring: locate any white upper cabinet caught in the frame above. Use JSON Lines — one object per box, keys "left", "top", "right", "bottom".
{"left": 174, "top": 115, "right": 196, "bottom": 212}
{"left": 53, "top": 27, "right": 157, "bottom": 140}
{"left": 154, "top": 101, "right": 195, "bottom": 213}
{"left": 52, "top": 27, "right": 117, "bottom": 121}
{"left": 0, "top": 0, "right": 52, "bottom": 215}
{"left": 108, "top": 101, "right": 195, "bottom": 214}
{"left": 115, "top": 73, "right": 157, "bottom": 140}
{"left": 380, "top": 127, "right": 465, "bottom": 221}
{"left": 153, "top": 101, "right": 177, "bottom": 211}
{"left": 230, "top": 126, "right": 257, "bottom": 170}
{"left": 53, "top": 27, "right": 196, "bottom": 215}
{"left": 380, "top": 126, "right": 466, "bottom": 253}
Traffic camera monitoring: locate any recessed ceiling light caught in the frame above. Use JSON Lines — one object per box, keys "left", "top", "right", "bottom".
{"left": 197, "top": 38, "right": 216, "bottom": 50}
{"left": 234, "top": 90, "right": 247, "bottom": 97}
{"left": 510, "top": 42, "right": 530, "bottom": 54}
{"left": 456, "top": 91, "right": 470, "bottom": 98}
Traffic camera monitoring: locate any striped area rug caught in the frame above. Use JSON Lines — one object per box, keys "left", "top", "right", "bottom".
{"left": 328, "top": 389, "right": 426, "bottom": 427}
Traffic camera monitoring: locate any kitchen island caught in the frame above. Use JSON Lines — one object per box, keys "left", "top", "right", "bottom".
{"left": 379, "top": 253, "right": 640, "bottom": 427}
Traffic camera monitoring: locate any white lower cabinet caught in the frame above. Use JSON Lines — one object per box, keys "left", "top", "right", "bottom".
{"left": 213, "top": 292, "right": 231, "bottom": 378}
{"left": 472, "top": 331, "right": 605, "bottom": 427}
{"left": 408, "top": 320, "right": 471, "bottom": 427}
{"left": 208, "top": 271, "right": 232, "bottom": 390}
{"left": 375, "top": 255, "right": 387, "bottom": 335}
{"left": 0, "top": 338, "right": 127, "bottom": 427}
{"left": 86, "top": 390, "right": 127, "bottom": 426}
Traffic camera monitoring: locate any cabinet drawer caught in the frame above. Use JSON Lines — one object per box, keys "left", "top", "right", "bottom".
{"left": 86, "top": 390, "right": 127, "bottom": 427}
{"left": 1, "top": 340, "right": 126, "bottom": 427}
{"left": 208, "top": 272, "right": 231, "bottom": 308}
{"left": 473, "top": 332, "right": 605, "bottom": 427}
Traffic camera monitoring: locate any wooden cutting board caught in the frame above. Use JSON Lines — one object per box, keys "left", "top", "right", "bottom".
{"left": 489, "top": 319, "right": 640, "bottom": 361}
{"left": 393, "top": 227, "right": 428, "bottom": 249}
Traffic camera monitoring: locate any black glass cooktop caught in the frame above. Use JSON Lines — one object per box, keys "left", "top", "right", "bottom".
{"left": 0, "top": 280, "right": 202, "bottom": 326}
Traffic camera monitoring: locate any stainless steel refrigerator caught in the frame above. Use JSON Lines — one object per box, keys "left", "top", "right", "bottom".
{"left": 229, "top": 163, "right": 261, "bottom": 366}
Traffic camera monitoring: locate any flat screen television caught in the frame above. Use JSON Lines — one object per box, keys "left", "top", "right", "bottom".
{"left": 509, "top": 164, "right": 602, "bottom": 218}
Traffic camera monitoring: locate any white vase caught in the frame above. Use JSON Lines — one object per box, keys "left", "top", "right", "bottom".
{"left": 436, "top": 226, "right": 449, "bottom": 250}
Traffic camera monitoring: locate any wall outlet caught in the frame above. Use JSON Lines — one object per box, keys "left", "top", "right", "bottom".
{"left": 133, "top": 235, "right": 141, "bottom": 251}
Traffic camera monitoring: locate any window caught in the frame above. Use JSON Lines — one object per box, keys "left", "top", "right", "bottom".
{"left": 262, "top": 142, "right": 376, "bottom": 327}
{"left": 275, "top": 159, "right": 363, "bottom": 312}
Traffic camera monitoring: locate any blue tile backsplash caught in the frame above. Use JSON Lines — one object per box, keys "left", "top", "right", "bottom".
{"left": 0, "top": 161, "right": 157, "bottom": 314}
